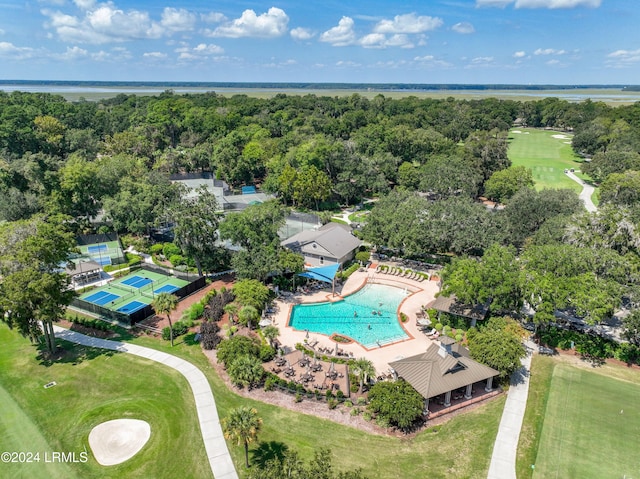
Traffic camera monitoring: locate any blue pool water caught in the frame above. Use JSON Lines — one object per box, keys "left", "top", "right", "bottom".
{"left": 289, "top": 283, "right": 409, "bottom": 348}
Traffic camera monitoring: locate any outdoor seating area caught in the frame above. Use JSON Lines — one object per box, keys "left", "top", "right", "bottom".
{"left": 264, "top": 349, "right": 350, "bottom": 393}
{"left": 373, "top": 264, "right": 428, "bottom": 281}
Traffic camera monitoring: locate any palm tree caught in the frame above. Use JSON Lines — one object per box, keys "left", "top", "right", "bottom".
{"left": 352, "top": 358, "right": 376, "bottom": 394}
{"left": 238, "top": 305, "right": 259, "bottom": 330}
{"left": 224, "top": 303, "right": 238, "bottom": 324}
{"left": 222, "top": 406, "right": 262, "bottom": 468}
{"left": 151, "top": 292, "right": 179, "bottom": 347}
{"left": 262, "top": 325, "right": 280, "bottom": 349}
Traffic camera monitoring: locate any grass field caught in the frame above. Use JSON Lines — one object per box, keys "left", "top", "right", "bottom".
{"left": 507, "top": 128, "right": 589, "bottom": 193}
{"left": 0, "top": 324, "right": 506, "bottom": 478}
{"left": 125, "top": 334, "right": 506, "bottom": 479}
{"left": 0, "top": 325, "right": 211, "bottom": 479}
{"left": 517, "top": 356, "right": 640, "bottom": 479}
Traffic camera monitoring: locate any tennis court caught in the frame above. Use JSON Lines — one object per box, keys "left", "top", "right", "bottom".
{"left": 120, "top": 275, "right": 154, "bottom": 288}
{"left": 116, "top": 301, "right": 148, "bottom": 314}
{"left": 77, "top": 269, "right": 190, "bottom": 319}
{"left": 87, "top": 244, "right": 107, "bottom": 254}
{"left": 78, "top": 240, "right": 125, "bottom": 266}
{"left": 84, "top": 290, "right": 121, "bottom": 306}
{"left": 154, "top": 284, "right": 181, "bottom": 294}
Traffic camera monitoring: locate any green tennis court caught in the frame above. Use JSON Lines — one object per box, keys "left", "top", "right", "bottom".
{"left": 79, "top": 269, "right": 188, "bottom": 317}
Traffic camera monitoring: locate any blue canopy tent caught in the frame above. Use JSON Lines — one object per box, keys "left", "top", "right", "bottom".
{"left": 298, "top": 263, "right": 341, "bottom": 296}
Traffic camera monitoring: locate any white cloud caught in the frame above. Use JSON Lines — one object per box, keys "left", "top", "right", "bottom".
{"left": 73, "top": 0, "right": 95, "bottom": 10}
{"left": 452, "top": 22, "right": 475, "bottom": 34}
{"left": 0, "top": 41, "right": 36, "bottom": 59}
{"left": 143, "top": 51, "right": 168, "bottom": 59}
{"left": 413, "top": 55, "right": 453, "bottom": 68}
{"left": 465, "top": 56, "right": 495, "bottom": 68}
{"left": 209, "top": 7, "right": 289, "bottom": 38}
{"left": 56, "top": 45, "right": 88, "bottom": 60}
{"left": 359, "top": 33, "right": 414, "bottom": 49}
{"left": 373, "top": 13, "right": 443, "bottom": 34}
{"left": 89, "top": 46, "right": 132, "bottom": 62}
{"left": 534, "top": 48, "right": 567, "bottom": 55}
{"left": 160, "top": 8, "right": 196, "bottom": 33}
{"left": 336, "top": 60, "right": 362, "bottom": 67}
{"left": 290, "top": 27, "right": 314, "bottom": 41}
{"left": 476, "top": 0, "right": 601, "bottom": 7}
{"left": 320, "top": 16, "right": 356, "bottom": 46}
{"left": 201, "top": 12, "right": 227, "bottom": 24}
{"left": 513, "top": 51, "right": 526, "bottom": 58}
{"left": 176, "top": 43, "right": 224, "bottom": 61}
{"left": 42, "top": 4, "right": 165, "bottom": 44}
{"left": 476, "top": 0, "right": 514, "bottom": 7}
{"left": 546, "top": 59, "right": 561, "bottom": 65}
{"left": 0, "top": 28, "right": 5, "bottom": 35}
{"left": 606, "top": 49, "right": 640, "bottom": 67}
{"left": 515, "top": 0, "right": 601, "bottom": 7}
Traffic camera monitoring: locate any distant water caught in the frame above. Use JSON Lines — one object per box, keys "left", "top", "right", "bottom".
{"left": 1, "top": 82, "right": 639, "bottom": 103}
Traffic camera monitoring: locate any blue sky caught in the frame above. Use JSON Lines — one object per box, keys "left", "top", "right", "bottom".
{"left": 0, "top": 0, "right": 638, "bottom": 84}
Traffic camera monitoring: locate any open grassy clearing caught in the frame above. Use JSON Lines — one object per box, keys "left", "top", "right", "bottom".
{"left": 0, "top": 325, "right": 211, "bottom": 479}
{"left": 517, "top": 356, "right": 640, "bottom": 479}
{"left": 508, "top": 128, "right": 588, "bottom": 192}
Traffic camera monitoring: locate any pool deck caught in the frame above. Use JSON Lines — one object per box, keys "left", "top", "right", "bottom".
{"left": 271, "top": 266, "right": 441, "bottom": 376}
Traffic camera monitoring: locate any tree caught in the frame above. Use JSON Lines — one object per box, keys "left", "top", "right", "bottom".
{"left": 224, "top": 303, "right": 239, "bottom": 324}
{"left": 233, "top": 279, "right": 272, "bottom": 312}
{"left": 227, "top": 354, "right": 265, "bottom": 389}
{"left": 169, "top": 185, "right": 222, "bottom": 276}
{"left": 262, "top": 325, "right": 280, "bottom": 348}
{"left": 0, "top": 215, "right": 76, "bottom": 354}
{"left": 222, "top": 406, "right": 263, "bottom": 468}
{"left": 467, "top": 317, "right": 526, "bottom": 380}
{"left": 151, "top": 293, "right": 179, "bottom": 347}
{"left": 293, "top": 165, "right": 332, "bottom": 210}
{"left": 351, "top": 358, "right": 376, "bottom": 394}
{"left": 367, "top": 379, "right": 424, "bottom": 431}
{"left": 622, "top": 310, "right": 640, "bottom": 346}
{"left": 600, "top": 170, "right": 640, "bottom": 208}
{"left": 216, "top": 335, "right": 261, "bottom": 368}
{"left": 238, "top": 305, "right": 259, "bottom": 330}
{"left": 484, "top": 166, "right": 535, "bottom": 203}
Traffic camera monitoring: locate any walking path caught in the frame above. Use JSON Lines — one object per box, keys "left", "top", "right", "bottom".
{"left": 566, "top": 171, "right": 597, "bottom": 212}
{"left": 53, "top": 326, "right": 238, "bottom": 479}
{"left": 487, "top": 340, "right": 536, "bottom": 479}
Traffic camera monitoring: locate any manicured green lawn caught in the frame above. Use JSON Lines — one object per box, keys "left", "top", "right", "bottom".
{"left": 0, "top": 325, "right": 507, "bottom": 479}
{"left": 0, "top": 325, "right": 211, "bottom": 479}
{"left": 508, "top": 128, "right": 588, "bottom": 192}
{"left": 521, "top": 359, "right": 640, "bottom": 479}
{"left": 128, "top": 334, "right": 505, "bottom": 479}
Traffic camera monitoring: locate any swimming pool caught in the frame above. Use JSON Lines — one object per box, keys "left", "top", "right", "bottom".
{"left": 289, "top": 283, "right": 409, "bottom": 348}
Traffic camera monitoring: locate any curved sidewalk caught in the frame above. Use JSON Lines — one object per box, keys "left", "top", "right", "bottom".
{"left": 566, "top": 171, "right": 597, "bottom": 212}
{"left": 487, "top": 341, "right": 535, "bottom": 479}
{"left": 53, "top": 326, "right": 237, "bottom": 479}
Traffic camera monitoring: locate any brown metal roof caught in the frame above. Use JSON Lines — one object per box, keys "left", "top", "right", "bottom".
{"left": 388, "top": 342, "right": 499, "bottom": 399}
{"left": 431, "top": 294, "right": 491, "bottom": 322}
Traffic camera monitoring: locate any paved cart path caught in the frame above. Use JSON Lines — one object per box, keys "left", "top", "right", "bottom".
{"left": 53, "top": 326, "right": 237, "bottom": 479}
{"left": 487, "top": 340, "right": 535, "bottom": 479}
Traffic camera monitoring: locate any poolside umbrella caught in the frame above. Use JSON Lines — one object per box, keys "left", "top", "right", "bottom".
{"left": 334, "top": 342, "right": 339, "bottom": 356}
{"left": 329, "top": 362, "right": 335, "bottom": 373}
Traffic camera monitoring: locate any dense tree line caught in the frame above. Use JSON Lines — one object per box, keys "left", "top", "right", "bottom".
{"left": 2, "top": 89, "right": 640, "bottom": 344}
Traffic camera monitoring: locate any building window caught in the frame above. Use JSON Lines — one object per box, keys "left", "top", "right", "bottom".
{"left": 320, "top": 256, "right": 324, "bottom": 264}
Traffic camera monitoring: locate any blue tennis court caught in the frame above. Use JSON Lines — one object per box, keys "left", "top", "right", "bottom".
{"left": 92, "top": 256, "right": 112, "bottom": 266}
{"left": 87, "top": 244, "right": 108, "bottom": 254}
{"left": 116, "top": 301, "right": 147, "bottom": 314}
{"left": 120, "top": 275, "right": 153, "bottom": 288}
{"left": 84, "top": 290, "right": 121, "bottom": 306}
{"left": 154, "top": 284, "right": 180, "bottom": 294}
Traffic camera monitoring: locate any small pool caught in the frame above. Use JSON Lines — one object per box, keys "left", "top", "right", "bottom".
{"left": 289, "top": 283, "right": 409, "bottom": 348}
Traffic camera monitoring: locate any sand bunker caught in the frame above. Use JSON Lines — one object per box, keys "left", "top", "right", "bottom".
{"left": 552, "top": 134, "right": 569, "bottom": 139}
{"left": 512, "top": 130, "right": 522, "bottom": 134}
{"left": 89, "top": 419, "right": 151, "bottom": 466}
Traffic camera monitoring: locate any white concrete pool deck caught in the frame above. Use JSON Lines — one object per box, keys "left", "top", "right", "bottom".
{"left": 270, "top": 267, "right": 441, "bottom": 375}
